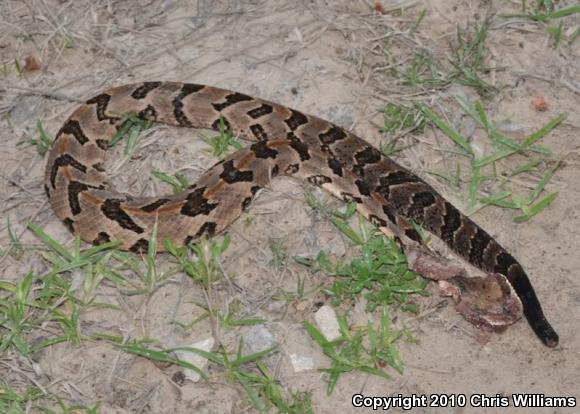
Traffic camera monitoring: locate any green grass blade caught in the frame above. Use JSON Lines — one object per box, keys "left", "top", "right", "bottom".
{"left": 119, "top": 343, "right": 208, "bottom": 380}
{"left": 169, "top": 346, "right": 223, "bottom": 365}
{"left": 514, "top": 192, "right": 558, "bottom": 222}
{"left": 549, "top": 5, "right": 580, "bottom": 19}
{"left": 528, "top": 160, "right": 561, "bottom": 203}
{"left": 28, "top": 222, "right": 74, "bottom": 261}
{"left": 522, "top": 113, "right": 566, "bottom": 148}
{"left": 234, "top": 371, "right": 267, "bottom": 412}
{"left": 474, "top": 148, "right": 518, "bottom": 168}
{"left": 303, "top": 321, "right": 335, "bottom": 354}
{"left": 233, "top": 346, "right": 278, "bottom": 366}
{"left": 329, "top": 217, "right": 364, "bottom": 246}
{"left": 468, "top": 163, "right": 481, "bottom": 209}
{"left": 418, "top": 104, "right": 473, "bottom": 156}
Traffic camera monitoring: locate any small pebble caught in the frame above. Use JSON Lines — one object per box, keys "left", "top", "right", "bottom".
{"left": 531, "top": 96, "right": 548, "bottom": 112}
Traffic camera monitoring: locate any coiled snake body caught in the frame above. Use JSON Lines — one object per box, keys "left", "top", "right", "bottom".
{"left": 44, "top": 82, "right": 558, "bottom": 347}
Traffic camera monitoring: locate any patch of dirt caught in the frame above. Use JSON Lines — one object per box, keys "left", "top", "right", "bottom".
{"left": 0, "top": 0, "right": 579, "bottom": 413}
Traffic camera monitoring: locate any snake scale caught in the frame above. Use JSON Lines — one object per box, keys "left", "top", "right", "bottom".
{"left": 44, "top": 81, "right": 558, "bottom": 347}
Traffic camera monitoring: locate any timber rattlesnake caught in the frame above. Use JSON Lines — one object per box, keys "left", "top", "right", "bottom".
{"left": 44, "top": 82, "right": 558, "bottom": 347}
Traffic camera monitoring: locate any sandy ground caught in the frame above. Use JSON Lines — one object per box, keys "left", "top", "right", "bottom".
{"left": 1, "top": 0, "right": 579, "bottom": 413}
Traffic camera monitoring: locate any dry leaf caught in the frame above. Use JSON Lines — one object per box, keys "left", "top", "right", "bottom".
{"left": 24, "top": 55, "right": 41, "bottom": 71}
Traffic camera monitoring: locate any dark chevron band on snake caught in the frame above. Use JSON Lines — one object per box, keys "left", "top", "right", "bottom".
{"left": 44, "top": 81, "right": 558, "bottom": 347}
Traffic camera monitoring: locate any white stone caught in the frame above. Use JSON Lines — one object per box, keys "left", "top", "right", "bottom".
{"left": 173, "top": 337, "right": 215, "bottom": 382}
{"left": 289, "top": 353, "right": 315, "bottom": 372}
{"left": 314, "top": 305, "right": 341, "bottom": 341}
{"left": 243, "top": 325, "right": 276, "bottom": 354}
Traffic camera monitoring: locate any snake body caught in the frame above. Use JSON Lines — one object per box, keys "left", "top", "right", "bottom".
{"left": 44, "top": 82, "right": 558, "bottom": 347}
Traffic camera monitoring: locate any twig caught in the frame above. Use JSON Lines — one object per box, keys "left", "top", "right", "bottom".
{"left": 4, "top": 85, "right": 85, "bottom": 102}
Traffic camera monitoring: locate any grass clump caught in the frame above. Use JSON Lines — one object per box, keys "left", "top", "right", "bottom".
{"left": 419, "top": 96, "right": 565, "bottom": 222}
